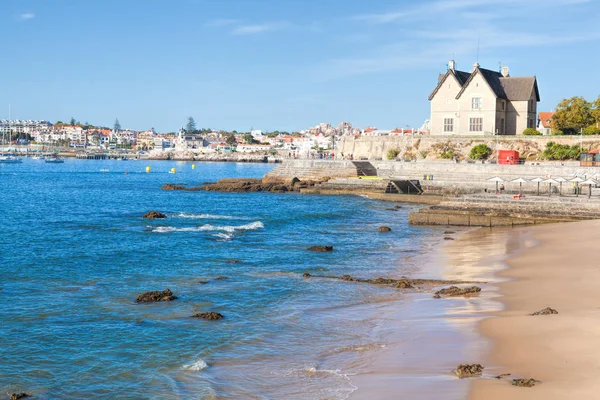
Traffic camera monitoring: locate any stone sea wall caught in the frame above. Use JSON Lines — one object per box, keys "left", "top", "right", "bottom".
{"left": 338, "top": 135, "right": 600, "bottom": 161}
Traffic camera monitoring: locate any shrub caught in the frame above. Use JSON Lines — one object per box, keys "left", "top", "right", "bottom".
{"left": 469, "top": 144, "right": 492, "bottom": 160}
{"left": 419, "top": 150, "right": 429, "bottom": 159}
{"left": 440, "top": 148, "right": 456, "bottom": 159}
{"left": 583, "top": 126, "right": 600, "bottom": 135}
{"left": 522, "top": 128, "right": 541, "bottom": 136}
{"left": 386, "top": 149, "right": 400, "bottom": 160}
{"left": 542, "top": 142, "right": 580, "bottom": 160}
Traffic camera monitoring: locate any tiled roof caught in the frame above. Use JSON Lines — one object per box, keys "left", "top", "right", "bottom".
{"left": 539, "top": 112, "right": 554, "bottom": 128}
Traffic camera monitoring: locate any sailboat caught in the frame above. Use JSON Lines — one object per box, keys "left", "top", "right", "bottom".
{"left": 0, "top": 121, "right": 23, "bottom": 163}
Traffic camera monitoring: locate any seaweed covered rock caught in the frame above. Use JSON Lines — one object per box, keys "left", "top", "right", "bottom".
{"left": 161, "top": 183, "right": 202, "bottom": 191}
{"left": 378, "top": 226, "right": 392, "bottom": 232}
{"left": 395, "top": 280, "right": 414, "bottom": 289}
{"left": 225, "top": 259, "right": 241, "bottom": 264}
{"left": 142, "top": 211, "right": 167, "bottom": 219}
{"left": 512, "top": 378, "right": 540, "bottom": 387}
{"left": 444, "top": 231, "right": 456, "bottom": 234}
{"left": 135, "top": 288, "right": 177, "bottom": 303}
{"left": 10, "top": 394, "right": 31, "bottom": 400}
{"left": 433, "top": 286, "right": 481, "bottom": 298}
{"left": 531, "top": 307, "right": 558, "bottom": 316}
{"left": 214, "top": 276, "right": 228, "bottom": 281}
{"left": 454, "top": 364, "right": 484, "bottom": 378}
{"left": 444, "top": 237, "right": 455, "bottom": 241}
{"left": 191, "top": 312, "right": 223, "bottom": 320}
{"left": 303, "top": 272, "right": 312, "bottom": 278}
{"left": 307, "top": 246, "right": 333, "bottom": 252}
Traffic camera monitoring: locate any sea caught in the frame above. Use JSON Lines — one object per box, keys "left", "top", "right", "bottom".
{"left": 0, "top": 159, "right": 502, "bottom": 399}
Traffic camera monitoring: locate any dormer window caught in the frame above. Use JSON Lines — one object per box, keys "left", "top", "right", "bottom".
{"left": 472, "top": 97, "right": 482, "bottom": 110}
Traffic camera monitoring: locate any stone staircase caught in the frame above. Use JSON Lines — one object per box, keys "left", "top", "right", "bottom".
{"left": 264, "top": 160, "right": 359, "bottom": 181}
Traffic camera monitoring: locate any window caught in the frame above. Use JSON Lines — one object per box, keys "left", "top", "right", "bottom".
{"left": 471, "top": 97, "right": 482, "bottom": 110}
{"left": 469, "top": 117, "right": 483, "bottom": 132}
{"left": 500, "top": 119, "right": 505, "bottom": 134}
{"left": 501, "top": 101, "right": 505, "bottom": 111}
{"left": 528, "top": 118, "right": 534, "bottom": 128}
{"left": 443, "top": 118, "right": 454, "bottom": 132}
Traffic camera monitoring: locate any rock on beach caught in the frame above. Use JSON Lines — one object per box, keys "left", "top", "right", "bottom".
{"left": 454, "top": 364, "right": 484, "bottom": 378}
{"left": 433, "top": 286, "right": 481, "bottom": 298}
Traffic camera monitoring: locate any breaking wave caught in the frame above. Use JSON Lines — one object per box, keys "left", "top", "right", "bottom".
{"left": 150, "top": 221, "right": 264, "bottom": 234}
{"left": 176, "top": 213, "right": 252, "bottom": 221}
{"left": 182, "top": 359, "right": 208, "bottom": 371}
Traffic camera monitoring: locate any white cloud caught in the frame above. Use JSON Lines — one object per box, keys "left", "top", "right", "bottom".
{"left": 231, "top": 22, "right": 288, "bottom": 36}
{"left": 19, "top": 13, "right": 35, "bottom": 21}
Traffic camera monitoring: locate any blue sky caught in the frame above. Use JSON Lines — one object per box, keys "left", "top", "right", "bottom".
{"left": 1, "top": 0, "right": 599, "bottom": 132}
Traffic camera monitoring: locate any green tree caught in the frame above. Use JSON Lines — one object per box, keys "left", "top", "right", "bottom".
{"left": 69, "top": 117, "right": 76, "bottom": 126}
{"left": 551, "top": 96, "right": 593, "bottom": 134}
{"left": 592, "top": 95, "right": 600, "bottom": 127}
{"left": 225, "top": 134, "right": 237, "bottom": 146}
{"left": 186, "top": 117, "right": 197, "bottom": 133}
{"left": 542, "top": 142, "right": 580, "bottom": 160}
{"left": 469, "top": 144, "right": 491, "bottom": 160}
{"left": 242, "top": 133, "right": 257, "bottom": 144}
{"left": 114, "top": 118, "right": 121, "bottom": 132}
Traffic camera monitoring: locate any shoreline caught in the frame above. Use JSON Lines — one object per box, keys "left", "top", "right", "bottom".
{"left": 469, "top": 219, "right": 600, "bottom": 399}
{"left": 348, "top": 226, "right": 511, "bottom": 399}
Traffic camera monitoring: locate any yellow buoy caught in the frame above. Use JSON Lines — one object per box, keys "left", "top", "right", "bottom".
{"left": 146, "top": 166, "right": 151, "bottom": 173}
{"left": 192, "top": 164, "right": 196, "bottom": 169}
{"left": 170, "top": 167, "right": 176, "bottom": 174}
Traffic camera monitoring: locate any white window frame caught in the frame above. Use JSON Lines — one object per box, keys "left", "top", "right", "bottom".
{"left": 469, "top": 117, "right": 483, "bottom": 132}
{"left": 471, "top": 97, "right": 482, "bottom": 110}
{"left": 443, "top": 118, "right": 454, "bottom": 133}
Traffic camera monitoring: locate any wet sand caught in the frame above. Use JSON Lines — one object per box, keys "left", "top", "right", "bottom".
{"left": 350, "top": 227, "right": 522, "bottom": 399}
{"left": 469, "top": 219, "right": 600, "bottom": 399}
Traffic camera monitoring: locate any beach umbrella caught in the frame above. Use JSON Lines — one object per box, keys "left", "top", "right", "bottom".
{"left": 543, "top": 178, "right": 560, "bottom": 197}
{"left": 510, "top": 177, "right": 528, "bottom": 195}
{"left": 570, "top": 176, "right": 585, "bottom": 197}
{"left": 488, "top": 177, "right": 504, "bottom": 193}
{"left": 581, "top": 178, "right": 598, "bottom": 198}
{"left": 554, "top": 177, "right": 567, "bottom": 195}
{"left": 530, "top": 177, "right": 544, "bottom": 195}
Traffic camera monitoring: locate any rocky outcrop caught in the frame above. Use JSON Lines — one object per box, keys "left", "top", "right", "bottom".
{"left": 304, "top": 273, "right": 480, "bottom": 290}
{"left": 225, "top": 259, "right": 241, "bottom": 264}
{"left": 531, "top": 307, "right": 558, "bottom": 315}
{"left": 142, "top": 211, "right": 167, "bottom": 219}
{"left": 307, "top": 246, "right": 333, "bottom": 252}
{"left": 191, "top": 312, "right": 223, "bottom": 320}
{"left": 433, "top": 286, "right": 481, "bottom": 298}
{"left": 215, "top": 276, "right": 228, "bottom": 280}
{"left": 378, "top": 226, "right": 392, "bottom": 232}
{"left": 135, "top": 288, "right": 177, "bottom": 303}
{"left": 454, "top": 364, "right": 483, "bottom": 378}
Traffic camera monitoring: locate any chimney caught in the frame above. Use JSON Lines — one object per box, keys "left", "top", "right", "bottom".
{"left": 448, "top": 60, "right": 455, "bottom": 71}
{"left": 501, "top": 66, "right": 510, "bottom": 77}
{"left": 470, "top": 62, "right": 480, "bottom": 73}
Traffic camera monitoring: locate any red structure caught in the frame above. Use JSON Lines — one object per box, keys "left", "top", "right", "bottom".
{"left": 498, "top": 150, "right": 520, "bottom": 165}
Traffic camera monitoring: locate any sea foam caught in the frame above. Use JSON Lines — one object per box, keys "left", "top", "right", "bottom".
{"left": 176, "top": 213, "right": 251, "bottom": 221}
{"left": 182, "top": 359, "right": 208, "bottom": 371}
{"left": 150, "top": 221, "right": 264, "bottom": 234}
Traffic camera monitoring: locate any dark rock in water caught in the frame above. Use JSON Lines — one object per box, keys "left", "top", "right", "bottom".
{"left": 531, "top": 307, "right": 558, "bottom": 316}
{"left": 214, "top": 276, "right": 228, "bottom": 281}
{"left": 433, "top": 286, "right": 481, "bottom": 298}
{"left": 370, "top": 277, "right": 397, "bottom": 285}
{"left": 303, "top": 272, "right": 312, "bottom": 278}
{"left": 454, "top": 364, "right": 484, "bottom": 378}
{"left": 142, "top": 211, "right": 167, "bottom": 219}
{"left": 395, "top": 280, "right": 414, "bottom": 289}
{"left": 512, "top": 378, "right": 539, "bottom": 387}
{"left": 444, "top": 237, "right": 455, "bottom": 240}
{"left": 307, "top": 246, "right": 333, "bottom": 252}
{"left": 495, "top": 373, "right": 511, "bottom": 379}
{"left": 191, "top": 312, "right": 223, "bottom": 320}
{"left": 341, "top": 274, "right": 358, "bottom": 281}
{"left": 161, "top": 183, "right": 203, "bottom": 191}
{"left": 198, "top": 281, "right": 209, "bottom": 285}
{"left": 444, "top": 231, "right": 456, "bottom": 234}
{"left": 10, "top": 394, "right": 31, "bottom": 400}
{"left": 378, "top": 226, "right": 392, "bottom": 232}
{"left": 135, "top": 288, "right": 177, "bottom": 303}
{"left": 225, "top": 259, "right": 241, "bottom": 264}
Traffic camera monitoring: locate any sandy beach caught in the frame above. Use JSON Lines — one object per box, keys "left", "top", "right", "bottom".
{"left": 469, "top": 219, "right": 600, "bottom": 399}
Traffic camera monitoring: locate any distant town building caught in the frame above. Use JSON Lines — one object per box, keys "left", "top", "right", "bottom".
{"left": 429, "top": 61, "right": 540, "bottom": 135}
{"left": 537, "top": 112, "right": 554, "bottom": 135}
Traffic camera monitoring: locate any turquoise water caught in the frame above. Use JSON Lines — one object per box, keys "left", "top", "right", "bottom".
{"left": 0, "top": 159, "right": 450, "bottom": 399}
